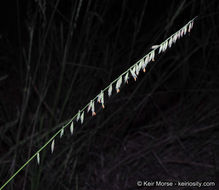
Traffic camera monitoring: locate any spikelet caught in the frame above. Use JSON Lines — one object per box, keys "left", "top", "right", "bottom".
{"left": 76, "top": 110, "right": 80, "bottom": 122}
{"left": 137, "top": 59, "right": 144, "bottom": 73}
{"left": 164, "top": 40, "right": 169, "bottom": 52}
{"left": 97, "top": 91, "right": 104, "bottom": 108}
{"left": 169, "top": 37, "right": 173, "bottom": 48}
{"left": 139, "top": 59, "right": 144, "bottom": 69}
{"left": 91, "top": 100, "right": 96, "bottom": 116}
{"left": 135, "top": 63, "right": 141, "bottom": 76}
{"left": 141, "top": 60, "right": 146, "bottom": 73}
{"left": 173, "top": 33, "right": 177, "bottom": 43}
{"left": 191, "top": 21, "right": 194, "bottom": 29}
{"left": 158, "top": 43, "right": 164, "bottom": 53}
{"left": 138, "top": 62, "right": 142, "bottom": 72}
{"left": 80, "top": 111, "right": 84, "bottom": 124}
{"left": 188, "top": 21, "right": 194, "bottom": 32}
{"left": 151, "top": 45, "right": 159, "bottom": 49}
{"left": 116, "top": 76, "right": 122, "bottom": 93}
{"left": 37, "top": 153, "right": 40, "bottom": 165}
{"left": 60, "top": 127, "right": 64, "bottom": 138}
{"left": 100, "top": 91, "right": 104, "bottom": 108}
{"left": 87, "top": 100, "right": 93, "bottom": 113}
{"left": 97, "top": 91, "right": 102, "bottom": 103}
{"left": 108, "top": 83, "right": 112, "bottom": 97}
{"left": 70, "top": 122, "right": 74, "bottom": 135}
{"left": 130, "top": 68, "right": 137, "bottom": 81}
{"left": 97, "top": 92, "right": 101, "bottom": 103}
{"left": 51, "top": 139, "right": 55, "bottom": 154}
{"left": 183, "top": 25, "right": 187, "bottom": 35}
{"left": 124, "top": 72, "right": 129, "bottom": 84}
{"left": 159, "top": 42, "right": 165, "bottom": 53}
{"left": 143, "top": 55, "right": 149, "bottom": 71}
{"left": 180, "top": 28, "right": 184, "bottom": 37}
{"left": 149, "top": 50, "right": 155, "bottom": 62}
{"left": 177, "top": 30, "right": 181, "bottom": 40}
{"left": 145, "top": 55, "right": 149, "bottom": 64}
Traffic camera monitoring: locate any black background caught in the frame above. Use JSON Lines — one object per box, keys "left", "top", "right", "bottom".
{"left": 0, "top": 0, "right": 219, "bottom": 190}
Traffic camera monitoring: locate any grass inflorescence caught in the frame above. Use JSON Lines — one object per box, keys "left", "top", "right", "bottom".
{"left": 0, "top": 16, "right": 197, "bottom": 190}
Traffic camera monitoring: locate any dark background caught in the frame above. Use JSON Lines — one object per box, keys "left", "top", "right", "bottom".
{"left": 0, "top": 0, "right": 219, "bottom": 189}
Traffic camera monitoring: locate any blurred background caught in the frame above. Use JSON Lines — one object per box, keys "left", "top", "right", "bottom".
{"left": 0, "top": 0, "right": 219, "bottom": 189}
